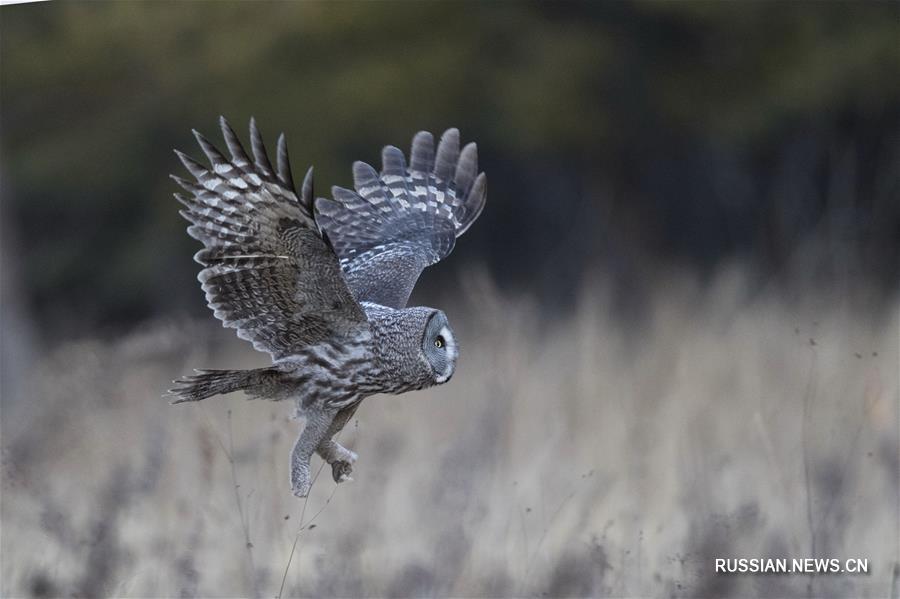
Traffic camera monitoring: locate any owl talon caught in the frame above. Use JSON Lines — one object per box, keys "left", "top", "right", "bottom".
{"left": 332, "top": 460, "right": 354, "bottom": 483}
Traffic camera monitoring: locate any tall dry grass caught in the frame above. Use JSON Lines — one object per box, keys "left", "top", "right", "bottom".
{"left": 1, "top": 269, "right": 897, "bottom": 598}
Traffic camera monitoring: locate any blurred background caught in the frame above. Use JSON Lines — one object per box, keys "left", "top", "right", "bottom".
{"left": 1, "top": 2, "right": 898, "bottom": 598}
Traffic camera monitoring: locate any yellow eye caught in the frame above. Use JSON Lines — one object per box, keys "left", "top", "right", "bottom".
{"left": 434, "top": 337, "right": 444, "bottom": 348}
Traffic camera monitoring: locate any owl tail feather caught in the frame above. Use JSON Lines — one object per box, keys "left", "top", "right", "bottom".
{"left": 166, "top": 367, "right": 278, "bottom": 404}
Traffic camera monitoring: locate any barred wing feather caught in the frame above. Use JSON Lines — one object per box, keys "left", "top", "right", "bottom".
{"left": 173, "top": 117, "right": 367, "bottom": 361}
{"left": 315, "top": 128, "right": 486, "bottom": 308}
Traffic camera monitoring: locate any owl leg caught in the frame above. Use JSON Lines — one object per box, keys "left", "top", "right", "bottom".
{"left": 316, "top": 403, "right": 359, "bottom": 484}
{"left": 290, "top": 408, "right": 335, "bottom": 498}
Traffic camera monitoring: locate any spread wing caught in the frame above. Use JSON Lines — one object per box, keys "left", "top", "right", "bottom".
{"left": 173, "top": 117, "right": 367, "bottom": 361}
{"left": 315, "top": 128, "right": 486, "bottom": 308}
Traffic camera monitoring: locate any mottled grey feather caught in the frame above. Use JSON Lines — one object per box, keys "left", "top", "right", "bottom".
{"left": 300, "top": 166, "right": 314, "bottom": 211}
{"left": 250, "top": 117, "right": 275, "bottom": 178}
{"left": 314, "top": 128, "right": 487, "bottom": 308}
{"left": 276, "top": 133, "right": 295, "bottom": 192}
{"left": 409, "top": 131, "right": 434, "bottom": 172}
{"left": 381, "top": 145, "right": 407, "bottom": 176}
{"left": 173, "top": 117, "right": 367, "bottom": 360}
{"left": 433, "top": 128, "right": 459, "bottom": 182}
{"left": 457, "top": 172, "right": 486, "bottom": 235}
{"left": 220, "top": 117, "right": 253, "bottom": 167}
{"left": 167, "top": 367, "right": 283, "bottom": 403}
{"left": 455, "top": 143, "right": 478, "bottom": 204}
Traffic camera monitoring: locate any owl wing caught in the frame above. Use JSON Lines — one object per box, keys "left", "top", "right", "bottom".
{"left": 315, "top": 129, "right": 486, "bottom": 309}
{"left": 173, "top": 117, "right": 367, "bottom": 361}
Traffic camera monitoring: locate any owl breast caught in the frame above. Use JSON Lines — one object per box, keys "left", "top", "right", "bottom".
{"left": 276, "top": 329, "right": 382, "bottom": 410}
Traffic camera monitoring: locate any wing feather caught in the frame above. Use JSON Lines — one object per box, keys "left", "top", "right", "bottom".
{"left": 455, "top": 142, "right": 478, "bottom": 198}
{"left": 433, "top": 128, "right": 459, "bottom": 182}
{"left": 276, "top": 133, "right": 296, "bottom": 192}
{"left": 219, "top": 117, "right": 253, "bottom": 167}
{"left": 299, "top": 165, "right": 314, "bottom": 210}
{"left": 174, "top": 117, "right": 367, "bottom": 360}
{"left": 249, "top": 117, "right": 276, "bottom": 178}
{"left": 314, "top": 128, "right": 486, "bottom": 308}
{"left": 409, "top": 131, "right": 435, "bottom": 173}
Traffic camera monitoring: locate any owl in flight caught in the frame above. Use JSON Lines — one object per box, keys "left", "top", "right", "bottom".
{"left": 168, "top": 118, "right": 486, "bottom": 497}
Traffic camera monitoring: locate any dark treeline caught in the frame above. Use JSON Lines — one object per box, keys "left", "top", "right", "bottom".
{"left": 2, "top": 1, "right": 898, "bottom": 339}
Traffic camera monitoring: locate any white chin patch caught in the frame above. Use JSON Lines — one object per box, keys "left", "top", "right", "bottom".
{"left": 435, "top": 325, "right": 458, "bottom": 383}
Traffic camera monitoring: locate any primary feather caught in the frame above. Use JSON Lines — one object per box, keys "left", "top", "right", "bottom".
{"left": 172, "top": 117, "right": 366, "bottom": 361}
{"left": 315, "top": 128, "right": 487, "bottom": 308}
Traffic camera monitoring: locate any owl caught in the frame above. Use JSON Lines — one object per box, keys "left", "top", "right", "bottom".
{"left": 167, "top": 118, "right": 486, "bottom": 497}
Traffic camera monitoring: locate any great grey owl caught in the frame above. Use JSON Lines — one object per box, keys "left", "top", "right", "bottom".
{"left": 167, "top": 118, "right": 486, "bottom": 497}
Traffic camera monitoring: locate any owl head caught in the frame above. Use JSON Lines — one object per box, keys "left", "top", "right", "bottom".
{"left": 369, "top": 306, "right": 458, "bottom": 391}
{"left": 422, "top": 310, "right": 457, "bottom": 384}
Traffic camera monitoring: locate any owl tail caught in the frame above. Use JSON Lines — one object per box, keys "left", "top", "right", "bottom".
{"left": 166, "top": 367, "right": 278, "bottom": 404}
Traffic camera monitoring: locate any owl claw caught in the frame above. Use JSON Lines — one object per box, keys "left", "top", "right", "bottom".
{"left": 331, "top": 460, "right": 354, "bottom": 483}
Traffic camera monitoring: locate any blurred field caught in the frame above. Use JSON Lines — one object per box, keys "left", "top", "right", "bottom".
{"left": 1, "top": 270, "right": 896, "bottom": 598}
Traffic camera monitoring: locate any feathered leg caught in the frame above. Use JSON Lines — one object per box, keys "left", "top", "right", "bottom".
{"left": 316, "top": 403, "right": 360, "bottom": 483}
{"left": 290, "top": 408, "right": 335, "bottom": 497}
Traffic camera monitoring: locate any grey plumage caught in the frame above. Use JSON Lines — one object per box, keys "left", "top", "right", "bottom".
{"left": 169, "top": 367, "right": 282, "bottom": 402}
{"left": 173, "top": 118, "right": 364, "bottom": 362}
{"left": 316, "top": 127, "right": 487, "bottom": 308}
{"left": 168, "top": 119, "right": 484, "bottom": 497}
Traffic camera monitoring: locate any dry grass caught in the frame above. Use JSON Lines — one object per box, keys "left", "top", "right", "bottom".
{"left": 2, "top": 269, "right": 897, "bottom": 598}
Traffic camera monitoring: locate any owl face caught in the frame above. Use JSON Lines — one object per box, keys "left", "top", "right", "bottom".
{"left": 422, "top": 310, "right": 457, "bottom": 384}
